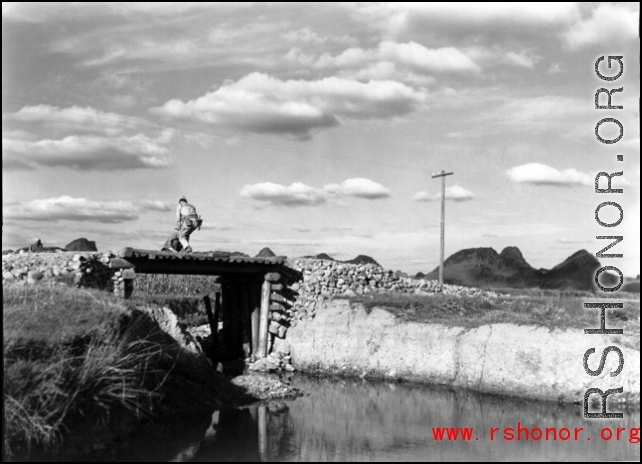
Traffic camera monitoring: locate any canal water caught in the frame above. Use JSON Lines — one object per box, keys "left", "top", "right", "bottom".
{"left": 20, "top": 375, "right": 642, "bottom": 462}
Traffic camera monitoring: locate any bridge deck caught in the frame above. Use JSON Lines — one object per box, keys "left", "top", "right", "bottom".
{"left": 109, "top": 248, "right": 300, "bottom": 361}
{"left": 111, "top": 248, "right": 288, "bottom": 275}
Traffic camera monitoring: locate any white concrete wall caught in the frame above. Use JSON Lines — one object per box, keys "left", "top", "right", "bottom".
{"left": 287, "top": 300, "right": 640, "bottom": 403}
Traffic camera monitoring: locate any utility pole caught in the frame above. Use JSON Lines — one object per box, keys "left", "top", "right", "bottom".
{"left": 431, "top": 170, "right": 453, "bottom": 291}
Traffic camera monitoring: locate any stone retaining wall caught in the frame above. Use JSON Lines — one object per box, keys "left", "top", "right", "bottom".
{"left": 2, "top": 251, "right": 123, "bottom": 296}
{"left": 285, "top": 258, "right": 500, "bottom": 326}
{"left": 283, "top": 299, "right": 641, "bottom": 403}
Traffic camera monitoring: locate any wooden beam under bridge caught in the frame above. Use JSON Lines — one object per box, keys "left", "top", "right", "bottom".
{"left": 110, "top": 248, "right": 301, "bottom": 362}
{"left": 110, "top": 248, "right": 287, "bottom": 276}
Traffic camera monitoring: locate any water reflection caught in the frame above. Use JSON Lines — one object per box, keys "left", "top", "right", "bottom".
{"left": 157, "top": 376, "right": 639, "bottom": 462}
{"left": 20, "top": 375, "right": 642, "bottom": 462}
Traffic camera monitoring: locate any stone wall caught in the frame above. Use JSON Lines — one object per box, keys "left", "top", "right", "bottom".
{"left": 2, "top": 251, "right": 123, "bottom": 296}
{"left": 285, "top": 258, "right": 500, "bottom": 326}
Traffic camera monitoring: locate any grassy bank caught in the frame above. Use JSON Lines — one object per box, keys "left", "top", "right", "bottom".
{"left": 134, "top": 273, "right": 219, "bottom": 298}
{"left": 3, "top": 283, "right": 168, "bottom": 455}
{"left": 344, "top": 291, "right": 640, "bottom": 350}
{"left": 131, "top": 273, "right": 219, "bottom": 326}
{"left": 4, "top": 281, "right": 301, "bottom": 459}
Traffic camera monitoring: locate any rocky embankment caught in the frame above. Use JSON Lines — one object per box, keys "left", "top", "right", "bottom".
{"left": 282, "top": 299, "right": 640, "bottom": 404}
{"left": 131, "top": 304, "right": 301, "bottom": 408}
{"left": 2, "top": 251, "right": 116, "bottom": 288}
{"left": 285, "top": 257, "right": 501, "bottom": 326}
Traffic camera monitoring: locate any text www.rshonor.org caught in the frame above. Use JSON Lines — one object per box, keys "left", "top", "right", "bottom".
{"left": 431, "top": 423, "right": 640, "bottom": 443}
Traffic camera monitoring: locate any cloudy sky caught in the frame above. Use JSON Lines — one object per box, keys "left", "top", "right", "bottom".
{"left": 2, "top": 3, "right": 640, "bottom": 275}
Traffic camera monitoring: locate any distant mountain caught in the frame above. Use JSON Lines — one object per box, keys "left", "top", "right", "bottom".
{"left": 414, "top": 272, "right": 426, "bottom": 279}
{"left": 424, "top": 247, "right": 619, "bottom": 291}
{"left": 344, "top": 255, "right": 381, "bottom": 267}
{"left": 255, "top": 247, "right": 276, "bottom": 258}
{"left": 303, "top": 253, "right": 336, "bottom": 261}
{"left": 621, "top": 280, "right": 640, "bottom": 293}
{"left": 425, "top": 247, "right": 540, "bottom": 288}
{"left": 542, "top": 250, "right": 615, "bottom": 290}
{"left": 4, "top": 239, "right": 64, "bottom": 254}
{"left": 65, "top": 238, "right": 97, "bottom": 252}
{"left": 230, "top": 251, "right": 250, "bottom": 257}
{"left": 499, "top": 246, "right": 533, "bottom": 271}
{"left": 209, "top": 251, "right": 250, "bottom": 257}
{"left": 301, "top": 252, "right": 379, "bottom": 266}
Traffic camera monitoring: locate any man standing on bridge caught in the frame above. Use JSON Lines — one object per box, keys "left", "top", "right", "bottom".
{"left": 161, "top": 230, "right": 182, "bottom": 253}
{"left": 175, "top": 196, "right": 201, "bottom": 253}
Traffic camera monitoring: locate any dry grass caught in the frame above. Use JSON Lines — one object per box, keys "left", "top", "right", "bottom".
{"left": 345, "top": 291, "right": 640, "bottom": 336}
{"left": 134, "top": 273, "right": 219, "bottom": 297}
{"left": 131, "top": 274, "right": 219, "bottom": 326}
{"left": 3, "top": 283, "right": 167, "bottom": 454}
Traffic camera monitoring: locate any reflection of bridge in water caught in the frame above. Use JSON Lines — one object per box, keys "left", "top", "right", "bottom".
{"left": 110, "top": 248, "right": 301, "bottom": 361}
{"left": 92, "top": 376, "right": 641, "bottom": 462}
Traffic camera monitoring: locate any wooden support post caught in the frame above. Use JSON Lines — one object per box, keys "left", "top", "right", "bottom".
{"left": 240, "top": 280, "right": 252, "bottom": 360}
{"left": 258, "top": 278, "right": 271, "bottom": 358}
{"left": 229, "top": 282, "right": 242, "bottom": 359}
{"left": 109, "top": 258, "right": 135, "bottom": 270}
{"left": 204, "top": 294, "right": 219, "bottom": 367}
{"left": 258, "top": 404, "right": 267, "bottom": 461}
{"left": 250, "top": 281, "right": 261, "bottom": 360}
{"left": 122, "top": 269, "right": 135, "bottom": 299}
{"left": 220, "top": 280, "right": 233, "bottom": 360}
{"left": 214, "top": 291, "right": 221, "bottom": 365}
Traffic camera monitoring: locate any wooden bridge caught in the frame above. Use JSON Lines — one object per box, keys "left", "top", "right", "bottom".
{"left": 110, "top": 248, "right": 301, "bottom": 361}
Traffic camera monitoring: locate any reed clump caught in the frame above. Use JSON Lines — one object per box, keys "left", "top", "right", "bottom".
{"left": 3, "top": 283, "right": 167, "bottom": 454}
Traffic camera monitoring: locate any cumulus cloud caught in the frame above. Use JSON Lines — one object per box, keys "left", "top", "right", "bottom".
{"left": 281, "top": 27, "right": 356, "bottom": 46}
{"left": 2, "top": 133, "right": 172, "bottom": 171}
{"left": 504, "top": 51, "right": 540, "bottom": 69}
{"left": 139, "top": 200, "right": 171, "bottom": 212}
{"left": 3, "top": 104, "right": 154, "bottom": 136}
{"left": 3, "top": 196, "right": 140, "bottom": 223}
{"left": 564, "top": 3, "right": 639, "bottom": 49}
{"left": 295, "top": 41, "right": 480, "bottom": 73}
{"left": 2, "top": 2, "right": 230, "bottom": 23}
{"left": 384, "top": 3, "right": 580, "bottom": 26}
{"left": 3, "top": 104, "right": 175, "bottom": 171}
{"left": 240, "top": 178, "right": 392, "bottom": 206}
{"left": 412, "top": 185, "right": 474, "bottom": 202}
{"left": 240, "top": 182, "right": 327, "bottom": 207}
{"left": 340, "top": 61, "right": 437, "bottom": 86}
{"left": 348, "top": 3, "right": 580, "bottom": 38}
{"left": 464, "top": 47, "right": 541, "bottom": 70}
{"left": 505, "top": 163, "right": 592, "bottom": 187}
{"left": 507, "top": 163, "right": 635, "bottom": 189}
{"left": 379, "top": 42, "right": 479, "bottom": 72}
{"left": 324, "top": 178, "right": 391, "bottom": 199}
{"left": 151, "top": 72, "right": 425, "bottom": 138}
